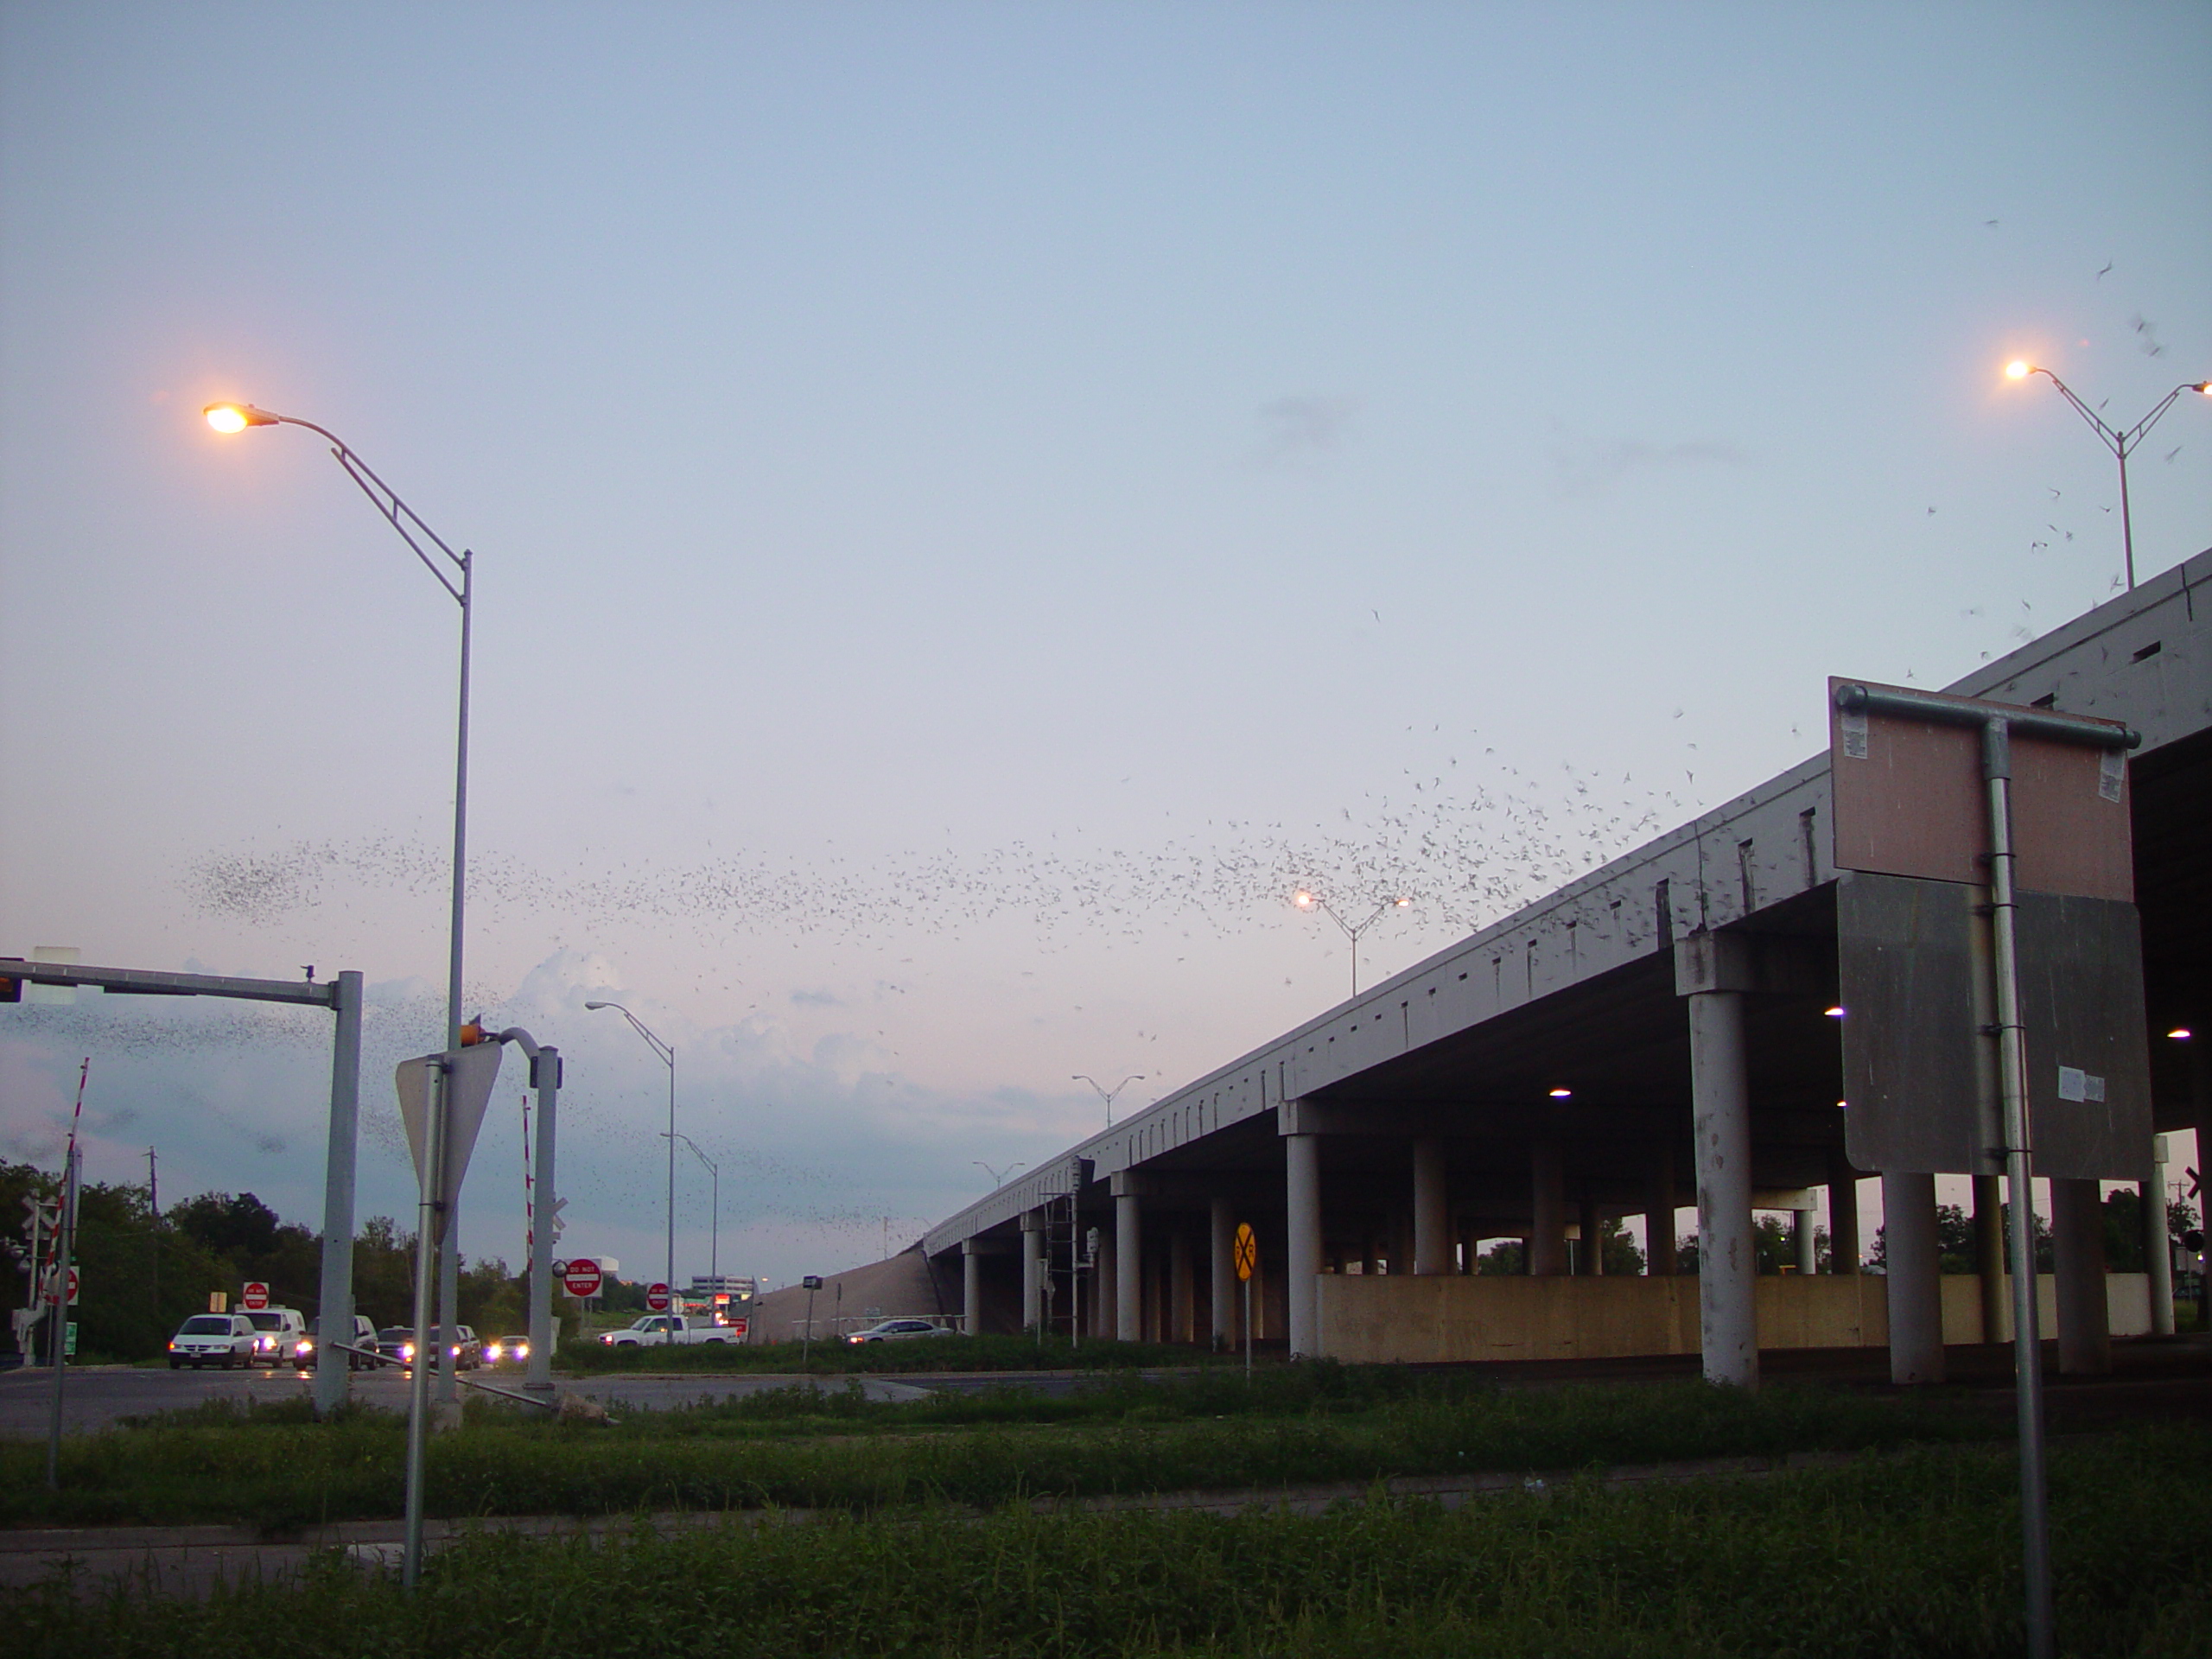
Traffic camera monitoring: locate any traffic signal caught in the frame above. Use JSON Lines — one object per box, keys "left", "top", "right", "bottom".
{"left": 458, "top": 1014, "right": 490, "bottom": 1046}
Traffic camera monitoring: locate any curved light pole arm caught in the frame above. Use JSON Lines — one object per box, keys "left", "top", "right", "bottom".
{"left": 586, "top": 1000, "right": 677, "bottom": 1311}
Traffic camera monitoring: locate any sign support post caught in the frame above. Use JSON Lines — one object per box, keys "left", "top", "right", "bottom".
{"left": 402, "top": 1059, "right": 446, "bottom": 1591}
{"left": 1834, "top": 679, "right": 2143, "bottom": 1659}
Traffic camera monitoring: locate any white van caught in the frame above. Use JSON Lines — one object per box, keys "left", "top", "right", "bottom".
{"left": 240, "top": 1306, "right": 308, "bottom": 1368}
{"left": 168, "top": 1313, "right": 260, "bottom": 1370}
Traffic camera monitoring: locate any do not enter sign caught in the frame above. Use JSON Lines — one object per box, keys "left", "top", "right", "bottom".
{"left": 242, "top": 1281, "right": 270, "bottom": 1311}
{"left": 645, "top": 1282, "right": 671, "bottom": 1313}
{"left": 562, "top": 1259, "right": 602, "bottom": 1299}
{"left": 1233, "top": 1224, "right": 1257, "bottom": 1282}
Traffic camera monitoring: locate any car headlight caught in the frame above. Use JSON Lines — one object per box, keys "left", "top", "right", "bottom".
{"left": 599, "top": 1333, "right": 614, "bottom": 1344}
{"left": 514, "top": 1343, "right": 529, "bottom": 1357}
{"left": 400, "top": 1343, "right": 415, "bottom": 1361}
{"left": 847, "top": 1334, "right": 864, "bottom": 1344}
{"left": 483, "top": 1343, "right": 502, "bottom": 1362}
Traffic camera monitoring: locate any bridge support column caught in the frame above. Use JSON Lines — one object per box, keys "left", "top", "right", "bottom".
{"left": 1020, "top": 1211, "right": 1044, "bottom": 1332}
{"left": 2145, "top": 1140, "right": 2175, "bottom": 1336}
{"left": 1169, "top": 1225, "right": 1192, "bottom": 1342}
{"left": 1688, "top": 986, "right": 1758, "bottom": 1388}
{"left": 1792, "top": 1210, "right": 1816, "bottom": 1275}
{"left": 1210, "top": 1196, "right": 1235, "bottom": 1349}
{"left": 1286, "top": 1130, "right": 1322, "bottom": 1357}
{"left": 961, "top": 1239, "right": 983, "bottom": 1337}
{"left": 1094, "top": 1227, "right": 1116, "bottom": 1339}
{"left": 1827, "top": 1154, "right": 1861, "bottom": 1274}
{"left": 1413, "top": 1138, "right": 1449, "bottom": 1274}
{"left": 1530, "top": 1141, "right": 1567, "bottom": 1276}
{"left": 1113, "top": 1185, "right": 1142, "bottom": 1344}
{"left": 2050, "top": 1176, "right": 2111, "bottom": 1376}
{"left": 1972, "top": 1174, "right": 2008, "bottom": 1340}
{"left": 1882, "top": 1171, "right": 1944, "bottom": 1384}
{"left": 1646, "top": 1143, "right": 1677, "bottom": 1275}
{"left": 1579, "top": 1199, "right": 1605, "bottom": 1275}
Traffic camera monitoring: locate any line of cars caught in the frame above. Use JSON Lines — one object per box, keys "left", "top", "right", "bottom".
{"left": 168, "top": 1306, "right": 531, "bottom": 1373}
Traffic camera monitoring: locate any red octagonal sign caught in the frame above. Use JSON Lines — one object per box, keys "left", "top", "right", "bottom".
{"left": 242, "top": 1281, "right": 270, "bottom": 1311}
{"left": 561, "top": 1259, "right": 602, "bottom": 1300}
{"left": 645, "top": 1282, "right": 671, "bottom": 1313}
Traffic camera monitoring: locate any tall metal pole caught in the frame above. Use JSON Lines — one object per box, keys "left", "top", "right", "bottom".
{"left": 315, "top": 970, "right": 365, "bottom": 1416}
{"left": 526, "top": 1048, "right": 559, "bottom": 1395}
{"left": 448, "top": 555, "right": 471, "bottom": 1052}
{"left": 667, "top": 1048, "right": 677, "bottom": 1317}
{"left": 1983, "top": 719, "right": 2055, "bottom": 1659}
{"left": 2013, "top": 370, "right": 2209, "bottom": 591}
{"left": 403, "top": 1062, "right": 447, "bottom": 1591}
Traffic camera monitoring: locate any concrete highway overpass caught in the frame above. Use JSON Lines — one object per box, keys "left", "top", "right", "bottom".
{"left": 924, "top": 550, "right": 2212, "bottom": 1387}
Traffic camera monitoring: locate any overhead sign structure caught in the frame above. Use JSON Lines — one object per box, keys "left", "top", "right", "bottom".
{"left": 1830, "top": 678, "right": 2150, "bottom": 1182}
{"left": 393, "top": 1042, "right": 506, "bottom": 1231}
{"left": 241, "top": 1281, "right": 270, "bottom": 1312}
{"left": 561, "top": 1259, "right": 603, "bottom": 1300}
{"left": 645, "top": 1282, "right": 671, "bottom": 1313}
{"left": 1828, "top": 675, "right": 2145, "bottom": 1659}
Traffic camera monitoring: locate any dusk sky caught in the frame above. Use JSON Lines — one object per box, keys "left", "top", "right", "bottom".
{"left": 3, "top": 4, "right": 2206, "bottom": 1287}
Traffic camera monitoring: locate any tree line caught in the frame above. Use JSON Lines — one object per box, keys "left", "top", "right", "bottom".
{"left": 1, "top": 1160, "right": 531, "bottom": 1363}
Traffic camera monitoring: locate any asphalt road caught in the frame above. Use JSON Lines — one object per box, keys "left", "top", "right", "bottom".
{"left": 0, "top": 1363, "right": 934, "bottom": 1437}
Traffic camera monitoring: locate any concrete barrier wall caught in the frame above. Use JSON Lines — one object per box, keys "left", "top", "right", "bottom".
{"left": 1315, "top": 1272, "right": 2152, "bottom": 1363}
{"left": 1937, "top": 1274, "right": 2152, "bottom": 1344}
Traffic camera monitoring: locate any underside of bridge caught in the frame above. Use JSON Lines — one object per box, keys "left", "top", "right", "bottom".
{"left": 932, "top": 555, "right": 2212, "bottom": 1384}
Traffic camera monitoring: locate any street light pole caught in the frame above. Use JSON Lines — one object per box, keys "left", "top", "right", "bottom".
{"left": 2003, "top": 365, "right": 2211, "bottom": 591}
{"left": 587, "top": 1001, "right": 677, "bottom": 1314}
{"left": 1292, "top": 888, "right": 1412, "bottom": 997}
{"left": 207, "top": 399, "right": 478, "bottom": 1417}
{"left": 1072, "top": 1075, "right": 1146, "bottom": 1128}
{"left": 665, "top": 1130, "right": 718, "bottom": 1293}
{"left": 204, "top": 403, "right": 474, "bottom": 1052}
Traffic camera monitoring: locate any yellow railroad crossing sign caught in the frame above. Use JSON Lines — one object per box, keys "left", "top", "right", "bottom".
{"left": 1233, "top": 1222, "right": 1257, "bottom": 1282}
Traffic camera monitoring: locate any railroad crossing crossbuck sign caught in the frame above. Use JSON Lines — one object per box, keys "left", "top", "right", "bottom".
{"left": 1233, "top": 1224, "right": 1257, "bottom": 1282}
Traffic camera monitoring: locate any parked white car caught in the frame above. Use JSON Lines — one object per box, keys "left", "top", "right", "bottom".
{"left": 168, "top": 1313, "right": 261, "bottom": 1370}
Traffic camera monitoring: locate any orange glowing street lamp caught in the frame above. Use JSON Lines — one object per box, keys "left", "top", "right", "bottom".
{"left": 2002, "top": 363, "right": 2212, "bottom": 592}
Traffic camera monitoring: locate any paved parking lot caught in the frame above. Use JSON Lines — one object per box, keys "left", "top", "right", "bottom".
{"left": 0, "top": 1363, "right": 934, "bottom": 1436}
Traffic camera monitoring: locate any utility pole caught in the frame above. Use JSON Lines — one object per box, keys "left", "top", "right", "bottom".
{"left": 147, "top": 1147, "right": 160, "bottom": 1323}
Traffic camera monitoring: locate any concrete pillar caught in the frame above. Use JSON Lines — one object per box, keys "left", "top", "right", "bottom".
{"left": 1827, "top": 1154, "right": 1861, "bottom": 1274}
{"left": 1578, "top": 1199, "right": 1605, "bottom": 1275}
{"left": 1792, "top": 1209, "right": 1816, "bottom": 1276}
{"left": 2049, "top": 1176, "right": 2111, "bottom": 1376}
{"left": 962, "top": 1241, "right": 982, "bottom": 1337}
{"left": 1209, "top": 1197, "right": 1234, "bottom": 1350}
{"left": 1972, "top": 1173, "right": 2008, "bottom": 1341}
{"left": 1114, "top": 1192, "right": 1141, "bottom": 1344}
{"left": 1688, "top": 988, "right": 1758, "bottom": 1388}
{"left": 1646, "top": 1142, "right": 1677, "bottom": 1276}
{"left": 1530, "top": 1140, "right": 1567, "bottom": 1277}
{"left": 1020, "top": 1213, "right": 1044, "bottom": 1332}
{"left": 2145, "top": 1140, "right": 2175, "bottom": 1337}
{"left": 1094, "top": 1226, "right": 1116, "bottom": 1339}
{"left": 1881, "top": 1170, "right": 1944, "bottom": 1384}
{"left": 1286, "top": 1131, "right": 1322, "bottom": 1358}
{"left": 1413, "top": 1138, "right": 1449, "bottom": 1274}
{"left": 1169, "top": 1226, "right": 1193, "bottom": 1343}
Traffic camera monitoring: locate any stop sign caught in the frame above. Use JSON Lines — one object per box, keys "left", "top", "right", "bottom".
{"left": 242, "top": 1281, "right": 270, "bottom": 1311}
{"left": 561, "top": 1258, "right": 602, "bottom": 1299}
{"left": 645, "top": 1282, "right": 671, "bottom": 1312}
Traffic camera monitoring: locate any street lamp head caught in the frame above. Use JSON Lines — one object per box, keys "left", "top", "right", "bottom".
{"left": 2194, "top": 383, "right": 2212, "bottom": 397}
{"left": 583, "top": 1001, "right": 612, "bottom": 1011}
{"left": 1293, "top": 889, "right": 1316, "bottom": 909}
{"left": 203, "top": 402, "right": 278, "bottom": 433}
{"left": 2005, "top": 360, "right": 2033, "bottom": 381}
{"left": 1394, "top": 895, "right": 1412, "bottom": 908}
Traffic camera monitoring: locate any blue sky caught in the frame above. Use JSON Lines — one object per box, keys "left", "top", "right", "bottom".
{"left": 3, "top": 4, "right": 2206, "bottom": 1285}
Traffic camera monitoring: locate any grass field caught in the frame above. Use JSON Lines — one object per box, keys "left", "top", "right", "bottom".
{"left": 556, "top": 1331, "right": 1204, "bottom": 1373}
{"left": 8, "top": 1423, "right": 2207, "bottom": 1656}
{"left": 0, "top": 1363, "right": 2006, "bottom": 1533}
